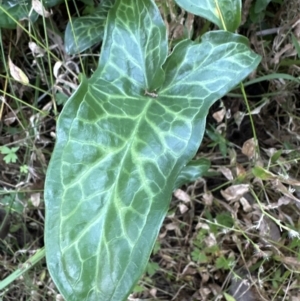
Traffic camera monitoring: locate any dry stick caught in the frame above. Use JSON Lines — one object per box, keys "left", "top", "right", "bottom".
{"left": 256, "top": 27, "right": 282, "bottom": 36}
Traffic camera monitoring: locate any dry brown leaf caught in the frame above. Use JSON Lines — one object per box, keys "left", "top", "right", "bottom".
{"left": 199, "top": 287, "right": 211, "bottom": 300}
{"left": 16, "top": 24, "right": 24, "bottom": 44}
{"left": 32, "top": 0, "right": 51, "bottom": 17}
{"left": 242, "top": 138, "right": 256, "bottom": 159}
{"left": 264, "top": 196, "right": 293, "bottom": 209}
{"left": 221, "top": 184, "right": 249, "bottom": 201}
{"left": 239, "top": 197, "right": 252, "bottom": 212}
{"left": 279, "top": 176, "right": 300, "bottom": 186}
{"left": 8, "top": 56, "right": 29, "bottom": 85}
{"left": 55, "top": 294, "right": 64, "bottom": 301}
{"left": 202, "top": 192, "right": 213, "bottom": 206}
{"left": 246, "top": 98, "right": 269, "bottom": 115}
{"left": 277, "top": 196, "right": 293, "bottom": 206}
{"left": 200, "top": 271, "right": 210, "bottom": 283}
{"left": 174, "top": 189, "right": 190, "bottom": 203}
{"left": 272, "top": 179, "right": 300, "bottom": 202}
{"left": 281, "top": 257, "right": 300, "bottom": 267}
{"left": 178, "top": 203, "right": 189, "bottom": 214}
{"left": 229, "top": 277, "right": 256, "bottom": 301}
{"left": 236, "top": 163, "right": 246, "bottom": 177}
{"left": 259, "top": 217, "right": 281, "bottom": 242}
{"left": 29, "top": 41, "right": 45, "bottom": 57}
{"left": 262, "top": 147, "right": 277, "bottom": 157}
{"left": 233, "top": 111, "right": 245, "bottom": 129}
{"left": 204, "top": 233, "right": 217, "bottom": 248}
{"left": 53, "top": 61, "right": 63, "bottom": 78}
{"left": 272, "top": 43, "right": 294, "bottom": 64}
{"left": 294, "top": 20, "right": 300, "bottom": 38}
{"left": 165, "top": 223, "right": 178, "bottom": 231}
{"left": 195, "top": 221, "right": 210, "bottom": 231}
{"left": 4, "top": 111, "right": 17, "bottom": 125}
{"left": 218, "top": 166, "right": 233, "bottom": 180}
{"left": 30, "top": 193, "right": 40, "bottom": 207}
{"left": 213, "top": 107, "right": 226, "bottom": 123}
{"left": 149, "top": 288, "right": 157, "bottom": 298}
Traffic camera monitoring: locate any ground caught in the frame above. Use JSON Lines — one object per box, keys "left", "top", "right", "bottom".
{"left": 0, "top": 0, "right": 300, "bottom": 300}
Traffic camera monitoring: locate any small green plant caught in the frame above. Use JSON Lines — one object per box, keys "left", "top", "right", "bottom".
{"left": 191, "top": 247, "right": 208, "bottom": 263}
{"left": 20, "top": 164, "right": 29, "bottom": 174}
{"left": 206, "top": 125, "right": 229, "bottom": 157}
{"left": 43, "top": 0, "right": 260, "bottom": 300}
{"left": 0, "top": 146, "right": 19, "bottom": 164}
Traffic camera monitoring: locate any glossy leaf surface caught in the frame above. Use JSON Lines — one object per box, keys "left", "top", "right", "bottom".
{"left": 174, "top": 0, "right": 241, "bottom": 32}
{"left": 45, "top": 0, "right": 260, "bottom": 300}
{"left": 174, "top": 158, "right": 210, "bottom": 189}
{"left": 0, "top": 0, "right": 37, "bottom": 28}
{"left": 65, "top": 0, "right": 114, "bottom": 54}
{"left": 0, "top": 0, "right": 63, "bottom": 28}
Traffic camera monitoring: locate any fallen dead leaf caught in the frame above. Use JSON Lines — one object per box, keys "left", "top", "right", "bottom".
{"left": 202, "top": 192, "right": 213, "bottom": 206}
{"left": 259, "top": 217, "right": 281, "bottom": 242}
{"left": 32, "top": 0, "right": 52, "bottom": 17}
{"left": 272, "top": 179, "right": 300, "bottom": 203}
{"left": 8, "top": 56, "right": 29, "bottom": 85}
{"left": 149, "top": 288, "right": 157, "bottom": 298}
{"left": 234, "top": 111, "right": 245, "bottom": 129}
{"left": 239, "top": 197, "right": 252, "bottom": 212}
{"left": 4, "top": 111, "right": 17, "bottom": 125}
{"left": 213, "top": 107, "right": 226, "bottom": 123}
{"left": 204, "top": 233, "right": 217, "bottom": 248}
{"left": 246, "top": 98, "right": 269, "bottom": 115}
{"left": 218, "top": 166, "right": 233, "bottom": 180}
{"left": 178, "top": 203, "right": 189, "bottom": 214}
{"left": 29, "top": 41, "right": 45, "bottom": 57}
{"left": 229, "top": 276, "right": 256, "bottom": 301}
{"left": 277, "top": 196, "right": 293, "bottom": 206}
{"left": 53, "top": 61, "right": 63, "bottom": 78}
{"left": 30, "top": 193, "right": 40, "bottom": 207}
{"left": 174, "top": 189, "right": 190, "bottom": 203}
{"left": 242, "top": 138, "right": 256, "bottom": 159}
{"left": 221, "top": 184, "right": 249, "bottom": 201}
{"left": 280, "top": 256, "right": 300, "bottom": 267}
{"left": 236, "top": 163, "right": 246, "bottom": 177}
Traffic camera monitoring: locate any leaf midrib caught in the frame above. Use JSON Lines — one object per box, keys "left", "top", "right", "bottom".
{"left": 95, "top": 96, "right": 153, "bottom": 299}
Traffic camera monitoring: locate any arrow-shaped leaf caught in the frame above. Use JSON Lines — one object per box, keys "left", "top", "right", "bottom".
{"left": 174, "top": 0, "right": 242, "bottom": 32}
{"left": 45, "top": 0, "right": 260, "bottom": 300}
{"left": 64, "top": 0, "right": 115, "bottom": 54}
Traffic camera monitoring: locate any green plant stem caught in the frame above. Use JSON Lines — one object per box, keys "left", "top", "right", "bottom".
{"left": 250, "top": 188, "right": 295, "bottom": 234}
{"left": 0, "top": 247, "right": 45, "bottom": 290}
{"left": 240, "top": 83, "right": 260, "bottom": 159}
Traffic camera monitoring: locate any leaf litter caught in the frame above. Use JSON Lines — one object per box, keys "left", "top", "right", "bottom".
{"left": 1, "top": 0, "right": 300, "bottom": 300}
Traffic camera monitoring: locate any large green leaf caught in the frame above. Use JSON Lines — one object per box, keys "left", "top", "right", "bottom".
{"left": 0, "top": 0, "right": 38, "bottom": 29}
{"left": 0, "top": 0, "right": 64, "bottom": 29}
{"left": 64, "top": 0, "right": 115, "bottom": 54}
{"left": 174, "top": 0, "right": 241, "bottom": 32}
{"left": 44, "top": 0, "right": 260, "bottom": 300}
